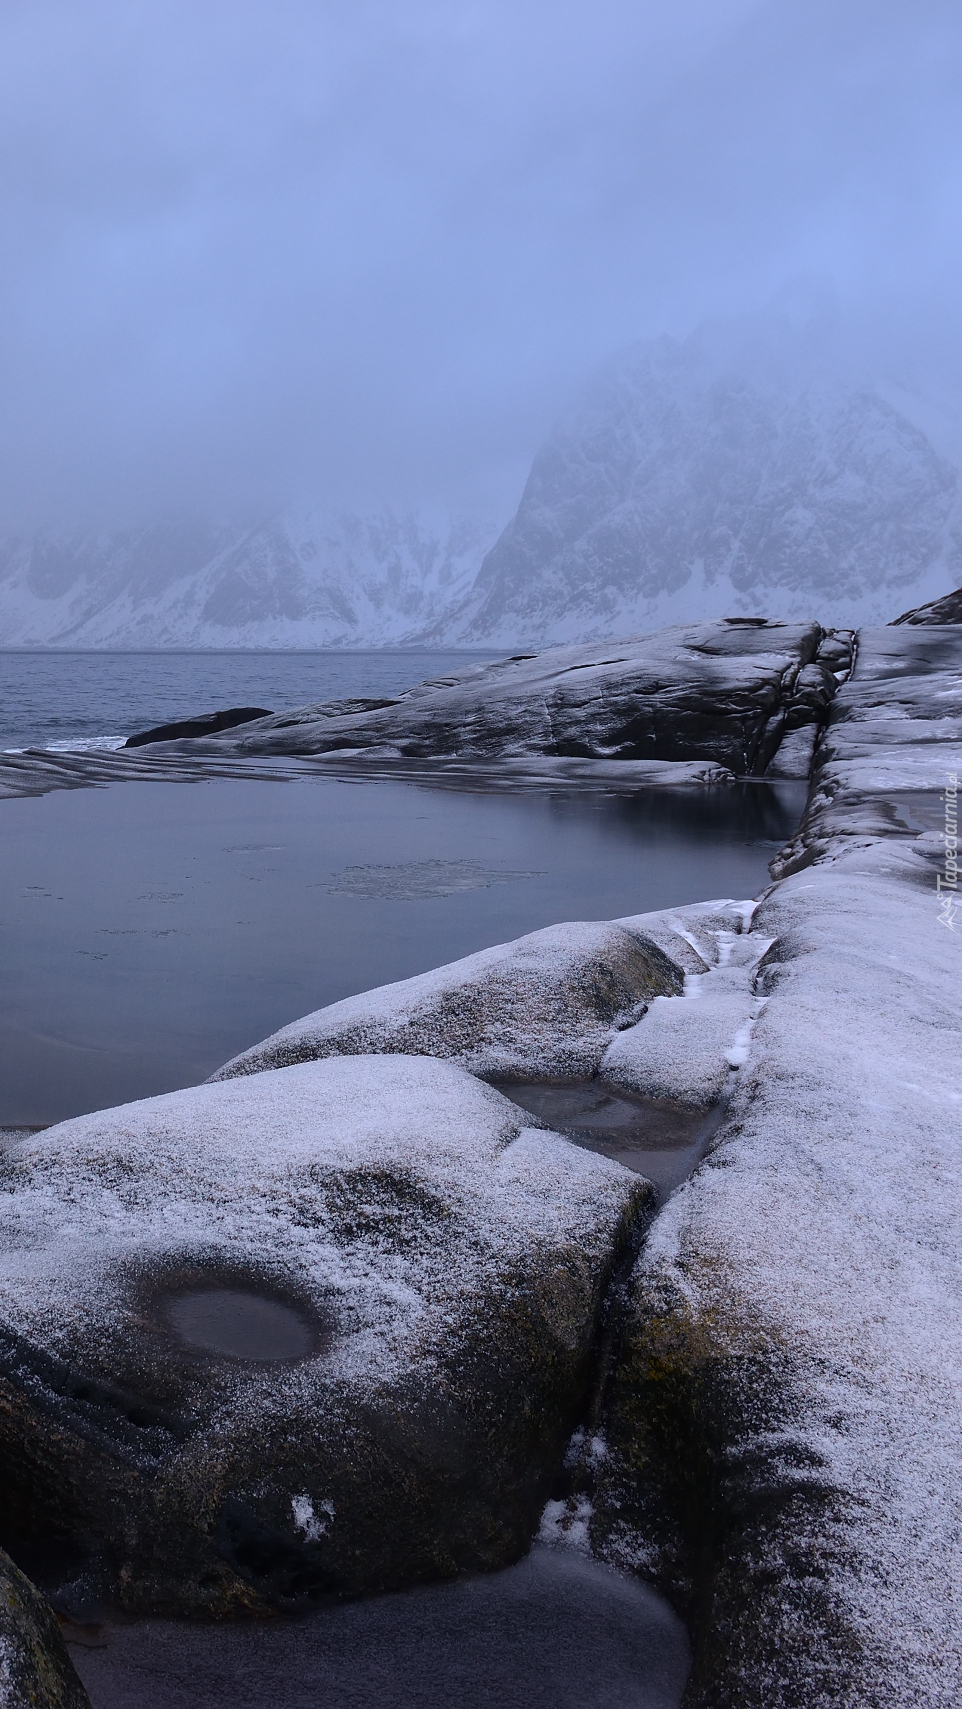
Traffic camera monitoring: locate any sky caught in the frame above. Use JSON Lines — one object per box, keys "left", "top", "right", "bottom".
{"left": 0, "top": 0, "right": 960, "bottom": 530}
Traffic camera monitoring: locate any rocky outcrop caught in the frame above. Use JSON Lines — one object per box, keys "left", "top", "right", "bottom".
{"left": 1, "top": 621, "right": 853, "bottom": 801}
{"left": 581, "top": 624, "right": 962, "bottom": 1706}
{"left": 123, "top": 707, "right": 272, "bottom": 747}
{"left": 772, "top": 625, "right": 962, "bottom": 873}
{"left": 212, "top": 920, "right": 685, "bottom": 1084}
{"left": 0, "top": 1548, "right": 91, "bottom": 1707}
{"left": 163, "top": 619, "right": 844, "bottom": 780}
{"left": 0, "top": 1055, "right": 645, "bottom": 1617}
{"left": 891, "top": 582, "right": 962, "bottom": 623}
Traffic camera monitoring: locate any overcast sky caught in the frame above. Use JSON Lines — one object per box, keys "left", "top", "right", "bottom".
{"left": 0, "top": 0, "right": 959, "bottom": 529}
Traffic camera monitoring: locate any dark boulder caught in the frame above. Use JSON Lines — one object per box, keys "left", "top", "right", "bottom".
{"left": 0, "top": 1548, "right": 91, "bottom": 1707}
{"left": 124, "top": 707, "right": 272, "bottom": 748}
{"left": 891, "top": 584, "right": 962, "bottom": 623}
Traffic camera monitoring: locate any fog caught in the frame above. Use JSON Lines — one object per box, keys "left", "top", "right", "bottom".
{"left": 0, "top": 0, "right": 959, "bottom": 529}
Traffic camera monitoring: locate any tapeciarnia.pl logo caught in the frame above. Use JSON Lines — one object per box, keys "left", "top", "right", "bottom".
{"left": 938, "top": 771, "right": 958, "bottom": 931}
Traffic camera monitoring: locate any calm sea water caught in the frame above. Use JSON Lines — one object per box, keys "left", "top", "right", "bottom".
{"left": 2, "top": 772, "right": 803, "bottom": 1124}
{"left": 0, "top": 649, "right": 498, "bottom": 750}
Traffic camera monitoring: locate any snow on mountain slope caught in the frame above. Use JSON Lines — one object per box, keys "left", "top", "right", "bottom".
{"left": 0, "top": 512, "right": 496, "bottom": 647}
{"left": 4, "top": 311, "right": 961, "bottom": 650}
{"left": 456, "top": 313, "right": 962, "bottom": 644}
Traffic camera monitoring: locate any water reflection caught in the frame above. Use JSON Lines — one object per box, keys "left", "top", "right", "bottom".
{"left": 0, "top": 775, "right": 803, "bottom": 1124}
{"left": 491, "top": 1078, "right": 722, "bottom": 1200}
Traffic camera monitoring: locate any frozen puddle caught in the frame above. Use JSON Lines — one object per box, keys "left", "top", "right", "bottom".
{"left": 163, "top": 1288, "right": 319, "bottom": 1362}
{"left": 491, "top": 1078, "right": 720, "bottom": 1199}
{"left": 69, "top": 1544, "right": 690, "bottom": 1709}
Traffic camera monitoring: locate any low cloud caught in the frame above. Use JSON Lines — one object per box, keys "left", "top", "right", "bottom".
{"left": 0, "top": 0, "right": 959, "bottom": 529}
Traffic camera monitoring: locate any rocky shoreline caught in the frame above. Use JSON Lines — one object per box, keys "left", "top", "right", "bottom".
{"left": 0, "top": 609, "right": 958, "bottom": 1705}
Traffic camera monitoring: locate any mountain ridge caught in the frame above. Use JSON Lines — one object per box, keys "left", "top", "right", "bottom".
{"left": 3, "top": 312, "right": 961, "bottom": 647}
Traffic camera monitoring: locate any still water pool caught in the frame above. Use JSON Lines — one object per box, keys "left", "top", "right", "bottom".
{"left": 1, "top": 771, "right": 803, "bottom": 1124}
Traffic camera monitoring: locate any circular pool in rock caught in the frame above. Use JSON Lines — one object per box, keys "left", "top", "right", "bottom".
{"left": 162, "top": 1287, "right": 319, "bottom": 1362}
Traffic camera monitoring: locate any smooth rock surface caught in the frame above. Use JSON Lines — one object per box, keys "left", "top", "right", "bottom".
{"left": 773, "top": 625, "right": 962, "bottom": 872}
{"left": 171, "top": 622, "right": 829, "bottom": 778}
{"left": 0, "top": 1546, "right": 91, "bottom": 1708}
{"left": 211, "top": 920, "right": 685, "bottom": 1083}
{"left": 0, "top": 1056, "right": 645, "bottom": 1618}
{"left": 763, "top": 721, "right": 818, "bottom": 778}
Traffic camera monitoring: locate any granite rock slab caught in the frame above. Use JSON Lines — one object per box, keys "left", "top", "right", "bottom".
{"left": 0, "top": 1056, "right": 645, "bottom": 1619}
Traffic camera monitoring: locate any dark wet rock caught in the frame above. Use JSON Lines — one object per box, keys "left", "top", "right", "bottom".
{"left": 185, "top": 621, "right": 830, "bottom": 777}
{"left": 124, "top": 708, "right": 272, "bottom": 748}
{"left": 0, "top": 1055, "right": 646, "bottom": 1618}
{"left": 0, "top": 1547, "right": 91, "bottom": 1707}
{"left": 760, "top": 629, "right": 854, "bottom": 781}
{"left": 891, "top": 584, "right": 962, "bottom": 624}
{"left": 210, "top": 920, "right": 685, "bottom": 1083}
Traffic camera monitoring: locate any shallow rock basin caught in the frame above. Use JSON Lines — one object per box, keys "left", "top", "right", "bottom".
{"left": 489, "top": 1078, "right": 721, "bottom": 1199}
{"left": 69, "top": 1543, "right": 690, "bottom": 1709}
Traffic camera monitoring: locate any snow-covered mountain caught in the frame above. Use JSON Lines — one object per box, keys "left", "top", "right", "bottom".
{"left": 3, "top": 307, "right": 961, "bottom": 649}
{"left": 455, "top": 311, "right": 962, "bottom": 643}
{"left": 0, "top": 512, "right": 496, "bottom": 647}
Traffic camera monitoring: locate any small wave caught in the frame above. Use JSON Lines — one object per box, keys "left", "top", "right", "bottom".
{"left": 3, "top": 736, "right": 129, "bottom": 755}
{"left": 43, "top": 736, "right": 129, "bottom": 753}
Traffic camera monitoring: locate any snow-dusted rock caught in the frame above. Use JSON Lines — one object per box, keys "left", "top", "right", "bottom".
{"left": 599, "top": 934, "right": 770, "bottom": 1111}
{"left": 212, "top": 921, "right": 685, "bottom": 1083}
{"left": 586, "top": 626, "right": 962, "bottom": 1706}
{"left": 0, "top": 1549, "right": 91, "bottom": 1707}
{"left": 178, "top": 619, "right": 828, "bottom": 778}
{"left": 0, "top": 744, "right": 737, "bottom": 804}
{"left": 774, "top": 625, "right": 962, "bottom": 872}
{"left": 616, "top": 898, "right": 758, "bottom": 975}
{"left": 763, "top": 721, "right": 818, "bottom": 778}
{"left": 0, "top": 1056, "right": 646, "bottom": 1617}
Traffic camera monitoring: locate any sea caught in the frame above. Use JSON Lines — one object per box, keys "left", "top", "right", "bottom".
{"left": 0, "top": 647, "right": 499, "bottom": 752}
